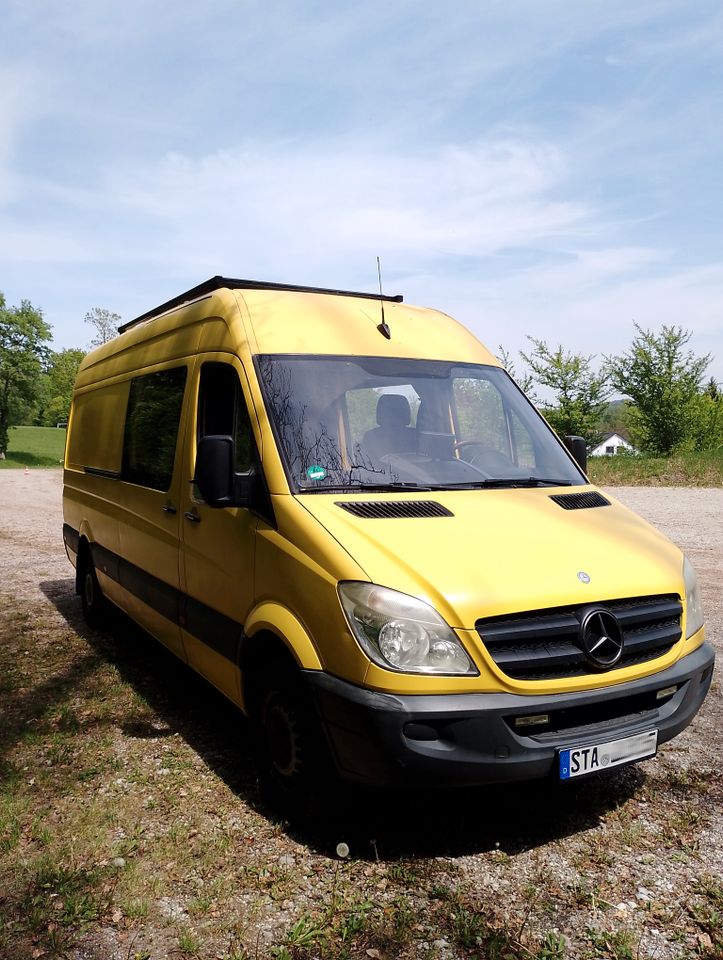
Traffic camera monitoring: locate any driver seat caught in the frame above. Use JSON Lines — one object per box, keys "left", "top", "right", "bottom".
{"left": 362, "top": 394, "right": 417, "bottom": 462}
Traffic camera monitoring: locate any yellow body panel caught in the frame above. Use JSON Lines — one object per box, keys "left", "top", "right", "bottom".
{"left": 296, "top": 486, "right": 683, "bottom": 628}
{"left": 294, "top": 487, "right": 694, "bottom": 695}
{"left": 63, "top": 281, "right": 705, "bottom": 720}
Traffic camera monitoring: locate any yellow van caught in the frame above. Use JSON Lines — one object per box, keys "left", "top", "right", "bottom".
{"left": 63, "top": 276, "right": 714, "bottom": 802}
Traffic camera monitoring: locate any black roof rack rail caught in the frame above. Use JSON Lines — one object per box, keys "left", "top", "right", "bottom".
{"left": 117, "top": 275, "right": 404, "bottom": 334}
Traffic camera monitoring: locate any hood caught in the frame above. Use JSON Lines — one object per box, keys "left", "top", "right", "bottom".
{"left": 296, "top": 487, "right": 683, "bottom": 629}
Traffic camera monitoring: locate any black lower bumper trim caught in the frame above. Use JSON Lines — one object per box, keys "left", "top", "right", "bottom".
{"left": 305, "top": 642, "right": 715, "bottom": 787}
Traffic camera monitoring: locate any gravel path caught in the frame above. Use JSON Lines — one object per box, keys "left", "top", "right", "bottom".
{"left": 0, "top": 470, "right": 720, "bottom": 960}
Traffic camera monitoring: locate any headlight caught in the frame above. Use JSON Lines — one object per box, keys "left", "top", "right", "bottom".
{"left": 683, "top": 556, "right": 705, "bottom": 639}
{"left": 338, "top": 582, "right": 478, "bottom": 675}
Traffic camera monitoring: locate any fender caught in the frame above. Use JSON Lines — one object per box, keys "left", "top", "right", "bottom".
{"left": 77, "top": 519, "right": 95, "bottom": 548}
{"left": 244, "top": 601, "right": 323, "bottom": 671}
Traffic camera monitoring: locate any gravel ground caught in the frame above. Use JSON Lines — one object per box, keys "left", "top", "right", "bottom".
{"left": 0, "top": 470, "right": 720, "bottom": 960}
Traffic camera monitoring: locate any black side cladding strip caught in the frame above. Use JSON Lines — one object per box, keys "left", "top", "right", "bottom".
{"left": 182, "top": 596, "right": 241, "bottom": 664}
{"left": 63, "top": 523, "right": 80, "bottom": 553}
{"left": 116, "top": 553, "right": 179, "bottom": 625}
{"left": 92, "top": 541, "right": 121, "bottom": 585}
{"left": 64, "top": 526, "right": 240, "bottom": 664}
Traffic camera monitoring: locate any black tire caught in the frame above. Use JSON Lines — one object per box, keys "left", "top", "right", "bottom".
{"left": 79, "top": 550, "right": 109, "bottom": 629}
{"left": 252, "top": 665, "right": 332, "bottom": 813}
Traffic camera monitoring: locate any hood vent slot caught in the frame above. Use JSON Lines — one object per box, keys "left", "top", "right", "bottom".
{"left": 550, "top": 491, "right": 611, "bottom": 510}
{"left": 336, "top": 500, "right": 453, "bottom": 519}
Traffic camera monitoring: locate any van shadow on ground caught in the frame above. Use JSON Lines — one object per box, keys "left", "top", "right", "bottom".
{"left": 41, "top": 578, "right": 645, "bottom": 862}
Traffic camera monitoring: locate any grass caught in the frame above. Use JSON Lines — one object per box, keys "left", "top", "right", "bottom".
{"left": 587, "top": 449, "right": 723, "bottom": 486}
{"left": 1, "top": 533, "right": 721, "bottom": 957}
{"left": 0, "top": 425, "right": 66, "bottom": 468}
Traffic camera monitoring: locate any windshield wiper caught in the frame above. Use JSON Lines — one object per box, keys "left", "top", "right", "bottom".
{"left": 476, "top": 477, "right": 573, "bottom": 488}
{"left": 300, "top": 482, "right": 433, "bottom": 494}
{"left": 426, "top": 477, "right": 574, "bottom": 490}
{"left": 300, "top": 478, "right": 574, "bottom": 493}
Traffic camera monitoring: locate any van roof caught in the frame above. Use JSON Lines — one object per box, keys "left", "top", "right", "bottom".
{"left": 78, "top": 277, "right": 500, "bottom": 386}
{"left": 118, "top": 276, "right": 403, "bottom": 334}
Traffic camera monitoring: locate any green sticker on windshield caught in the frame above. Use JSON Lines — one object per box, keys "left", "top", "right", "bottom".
{"left": 306, "top": 465, "right": 327, "bottom": 482}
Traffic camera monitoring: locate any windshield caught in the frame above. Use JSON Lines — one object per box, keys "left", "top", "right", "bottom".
{"left": 256, "top": 355, "right": 585, "bottom": 491}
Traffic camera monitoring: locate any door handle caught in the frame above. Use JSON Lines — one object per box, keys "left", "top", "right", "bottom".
{"left": 163, "top": 504, "right": 177, "bottom": 514}
{"left": 184, "top": 511, "right": 201, "bottom": 523}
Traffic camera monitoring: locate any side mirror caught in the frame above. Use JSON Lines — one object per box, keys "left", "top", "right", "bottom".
{"left": 563, "top": 435, "right": 587, "bottom": 473}
{"left": 194, "top": 435, "right": 254, "bottom": 507}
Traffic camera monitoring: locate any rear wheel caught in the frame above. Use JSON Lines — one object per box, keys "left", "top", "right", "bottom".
{"left": 79, "top": 550, "right": 109, "bottom": 629}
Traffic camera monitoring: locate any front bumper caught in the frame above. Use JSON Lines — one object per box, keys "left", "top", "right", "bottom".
{"left": 305, "top": 642, "right": 715, "bottom": 787}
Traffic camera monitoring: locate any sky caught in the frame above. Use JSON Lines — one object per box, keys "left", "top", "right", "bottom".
{"left": 1, "top": 0, "right": 722, "bottom": 383}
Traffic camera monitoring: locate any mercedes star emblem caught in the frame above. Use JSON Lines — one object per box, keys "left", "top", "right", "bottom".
{"left": 579, "top": 607, "right": 624, "bottom": 670}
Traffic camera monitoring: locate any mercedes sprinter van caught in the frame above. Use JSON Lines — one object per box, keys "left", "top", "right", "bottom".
{"left": 63, "top": 277, "right": 714, "bottom": 800}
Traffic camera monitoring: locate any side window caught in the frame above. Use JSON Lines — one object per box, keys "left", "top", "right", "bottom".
{"left": 198, "top": 363, "right": 255, "bottom": 474}
{"left": 122, "top": 367, "right": 187, "bottom": 490}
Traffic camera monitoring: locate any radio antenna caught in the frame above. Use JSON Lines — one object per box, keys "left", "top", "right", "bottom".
{"left": 376, "top": 257, "right": 391, "bottom": 339}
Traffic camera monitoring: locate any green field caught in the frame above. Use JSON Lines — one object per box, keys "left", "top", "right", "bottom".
{"left": 587, "top": 449, "right": 723, "bottom": 487}
{"left": 0, "top": 426, "right": 66, "bottom": 468}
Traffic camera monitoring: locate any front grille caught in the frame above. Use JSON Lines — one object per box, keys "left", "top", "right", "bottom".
{"left": 335, "top": 500, "right": 453, "bottom": 519}
{"left": 476, "top": 594, "right": 682, "bottom": 680}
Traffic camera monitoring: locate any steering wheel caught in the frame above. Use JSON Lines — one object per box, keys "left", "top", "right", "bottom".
{"left": 453, "top": 440, "right": 484, "bottom": 453}
{"left": 454, "top": 440, "right": 514, "bottom": 471}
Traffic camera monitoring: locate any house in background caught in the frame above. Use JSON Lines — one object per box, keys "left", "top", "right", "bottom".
{"left": 590, "top": 433, "right": 638, "bottom": 457}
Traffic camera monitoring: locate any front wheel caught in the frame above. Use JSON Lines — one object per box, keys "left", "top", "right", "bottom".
{"left": 252, "top": 666, "right": 332, "bottom": 813}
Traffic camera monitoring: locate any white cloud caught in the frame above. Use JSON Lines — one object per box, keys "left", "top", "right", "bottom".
{"left": 0, "top": 136, "right": 578, "bottom": 261}
{"left": 6, "top": 130, "right": 722, "bottom": 386}
{"left": 70, "top": 137, "right": 589, "bottom": 271}
{"left": 1, "top": 0, "right": 722, "bottom": 384}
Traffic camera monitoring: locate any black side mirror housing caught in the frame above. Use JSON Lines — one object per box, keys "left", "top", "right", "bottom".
{"left": 563, "top": 435, "right": 588, "bottom": 473}
{"left": 194, "top": 435, "right": 254, "bottom": 508}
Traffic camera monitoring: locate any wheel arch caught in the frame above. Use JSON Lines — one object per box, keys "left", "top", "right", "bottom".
{"left": 239, "top": 603, "right": 323, "bottom": 715}
{"left": 243, "top": 602, "right": 323, "bottom": 671}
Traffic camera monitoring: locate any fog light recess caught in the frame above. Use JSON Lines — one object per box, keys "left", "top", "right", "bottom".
{"left": 514, "top": 714, "right": 550, "bottom": 730}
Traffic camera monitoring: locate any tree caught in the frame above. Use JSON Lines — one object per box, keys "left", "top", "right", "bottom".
{"left": 690, "top": 378, "right": 723, "bottom": 451}
{"left": 607, "top": 325, "right": 710, "bottom": 455}
{"left": 85, "top": 307, "right": 121, "bottom": 348}
{"left": 703, "top": 377, "right": 720, "bottom": 400}
{"left": 36, "top": 348, "right": 85, "bottom": 426}
{"left": 597, "top": 399, "right": 632, "bottom": 442}
{"left": 497, "top": 346, "right": 535, "bottom": 396}
{"left": 519, "top": 338, "right": 611, "bottom": 443}
{"left": 0, "top": 293, "right": 52, "bottom": 456}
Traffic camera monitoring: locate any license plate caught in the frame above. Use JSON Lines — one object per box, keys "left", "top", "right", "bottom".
{"left": 559, "top": 729, "right": 658, "bottom": 780}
